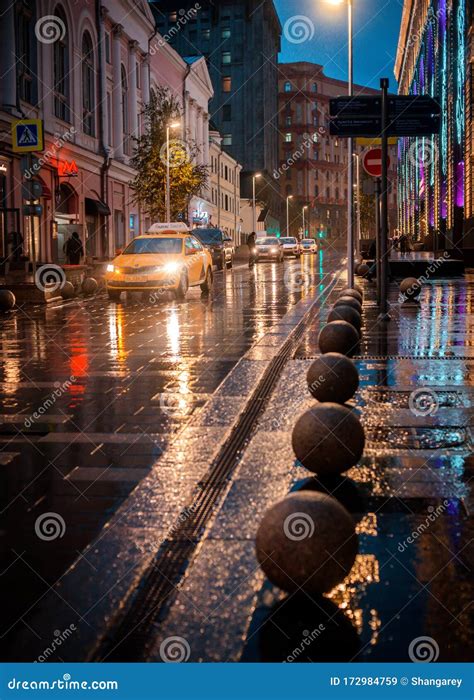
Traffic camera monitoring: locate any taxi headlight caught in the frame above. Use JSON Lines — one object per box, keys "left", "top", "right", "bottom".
{"left": 162, "top": 261, "right": 181, "bottom": 274}
{"left": 106, "top": 264, "right": 115, "bottom": 273}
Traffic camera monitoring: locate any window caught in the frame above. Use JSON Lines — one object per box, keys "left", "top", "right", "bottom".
{"left": 222, "top": 28, "right": 231, "bottom": 39}
{"left": 16, "top": 1, "right": 35, "bottom": 103}
{"left": 189, "top": 29, "right": 197, "bottom": 42}
{"left": 202, "top": 29, "right": 211, "bottom": 39}
{"left": 285, "top": 133, "right": 292, "bottom": 143}
{"left": 82, "top": 32, "right": 95, "bottom": 136}
{"left": 222, "top": 77, "right": 232, "bottom": 92}
{"left": 312, "top": 82, "right": 318, "bottom": 92}
{"left": 223, "top": 105, "right": 231, "bottom": 121}
{"left": 284, "top": 81, "right": 292, "bottom": 92}
{"left": 223, "top": 134, "right": 232, "bottom": 146}
{"left": 53, "top": 6, "right": 70, "bottom": 121}
{"left": 121, "top": 65, "right": 129, "bottom": 151}
{"left": 315, "top": 185, "right": 319, "bottom": 197}
{"left": 222, "top": 51, "right": 231, "bottom": 65}
{"left": 285, "top": 116, "right": 292, "bottom": 126}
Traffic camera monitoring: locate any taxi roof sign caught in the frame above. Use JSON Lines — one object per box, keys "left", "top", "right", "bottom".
{"left": 146, "top": 222, "right": 190, "bottom": 234}
{"left": 12, "top": 119, "right": 44, "bottom": 153}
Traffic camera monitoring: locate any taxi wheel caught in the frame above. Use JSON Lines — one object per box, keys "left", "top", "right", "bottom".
{"left": 200, "top": 267, "right": 213, "bottom": 294}
{"left": 108, "top": 290, "right": 121, "bottom": 301}
{"left": 175, "top": 272, "right": 188, "bottom": 301}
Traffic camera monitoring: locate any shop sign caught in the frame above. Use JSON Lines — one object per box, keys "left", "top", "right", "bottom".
{"left": 192, "top": 202, "right": 209, "bottom": 224}
{"left": 58, "top": 159, "right": 79, "bottom": 177}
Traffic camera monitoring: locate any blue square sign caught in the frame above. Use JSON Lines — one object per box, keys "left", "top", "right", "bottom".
{"left": 12, "top": 119, "right": 44, "bottom": 153}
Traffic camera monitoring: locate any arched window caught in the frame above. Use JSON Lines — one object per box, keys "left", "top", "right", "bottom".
{"left": 82, "top": 32, "right": 95, "bottom": 136}
{"left": 53, "top": 5, "right": 70, "bottom": 121}
{"left": 284, "top": 81, "right": 292, "bottom": 93}
{"left": 16, "top": 0, "right": 37, "bottom": 103}
{"left": 121, "top": 65, "right": 129, "bottom": 152}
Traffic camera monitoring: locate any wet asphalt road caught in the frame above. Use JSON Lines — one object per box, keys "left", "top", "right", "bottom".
{"left": 0, "top": 252, "right": 337, "bottom": 656}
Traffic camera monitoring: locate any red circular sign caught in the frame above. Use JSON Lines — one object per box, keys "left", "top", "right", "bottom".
{"left": 362, "top": 148, "right": 390, "bottom": 178}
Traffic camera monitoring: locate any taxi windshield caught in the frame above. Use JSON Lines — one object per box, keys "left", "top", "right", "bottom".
{"left": 122, "top": 238, "right": 182, "bottom": 255}
{"left": 259, "top": 238, "right": 279, "bottom": 246}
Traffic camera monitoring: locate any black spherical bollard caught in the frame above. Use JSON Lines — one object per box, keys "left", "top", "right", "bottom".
{"left": 292, "top": 403, "right": 365, "bottom": 475}
{"left": 318, "top": 320, "right": 359, "bottom": 357}
{"left": 82, "top": 277, "right": 98, "bottom": 296}
{"left": 334, "top": 295, "right": 362, "bottom": 315}
{"left": 400, "top": 277, "right": 421, "bottom": 302}
{"left": 339, "top": 287, "right": 363, "bottom": 304}
{"left": 61, "top": 281, "right": 75, "bottom": 299}
{"left": 328, "top": 305, "right": 361, "bottom": 332}
{"left": 0, "top": 290, "right": 16, "bottom": 311}
{"left": 256, "top": 491, "right": 358, "bottom": 594}
{"left": 307, "top": 352, "right": 359, "bottom": 404}
{"left": 357, "top": 263, "right": 370, "bottom": 278}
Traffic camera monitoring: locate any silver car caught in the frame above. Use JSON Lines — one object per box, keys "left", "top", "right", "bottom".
{"left": 255, "top": 237, "right": 284, "bottom": 262}
{"left": 280, "top": 237, "right": 300, "bottom": 257}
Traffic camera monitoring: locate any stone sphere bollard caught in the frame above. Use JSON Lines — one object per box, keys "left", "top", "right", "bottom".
{"left": 0, "top": 290, "right": 16, "bottom": 311}
{"left": 328, "top": 305, "right": 361, "bottom": 332}
{"left": 307, "top": 352, "right": 359, "bottom": 404}
{"left": 357, "top": 263, "right": 370, "bottom": 278}
{"left": 334, "top": 295, "right": 362, "bottom": 314}
{"left": 400, "top": 277, "right": 421, "bottom": 301}
{"left": 292, "top": 403, "right": 365, "bottom": 475}
{"left": 82, "top": 277, "right": 98, "bottom": 296}
{"left": 339, "top": 287, "right": 363, "bottom": 304}
{"left": 318, "top": 320, "right": 359, "bottom": 357}
{"left": 61, "top": 281, "right": 76, "bottom": 299}
{"left": 256, "top": 491, "right": 358, "bottom": 594}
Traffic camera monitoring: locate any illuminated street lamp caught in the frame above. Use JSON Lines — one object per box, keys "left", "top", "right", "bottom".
{"left": 324, "top": 0, "right": 354, "bottom": 285}
{"left": 253, "top": 173, "right": 262, "bottom": 233}
{"left": 286, "top": 195, "right": 293, "bottom": 235}
{"left": 166, "top": 121, "right": 181, "bottom": 222}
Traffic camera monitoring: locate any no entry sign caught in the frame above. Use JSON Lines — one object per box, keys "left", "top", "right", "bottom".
{"left": 362, "top": 148, "right": 390, "bottom": 178}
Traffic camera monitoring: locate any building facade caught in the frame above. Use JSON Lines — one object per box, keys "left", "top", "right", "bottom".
{"left": 277, "top": 62, "right": 398, "bottom": 244}
{"left": 209, "top": 128, "right": 242, "bottom": 241}
{"left": 395, "top": 0, "right": 472, "bottom": 253}
{"left": 150, "top": 0, "right": 282, "bottom": 231}
{"left": 0, "top": 0, "right": 219, "bottom": 267}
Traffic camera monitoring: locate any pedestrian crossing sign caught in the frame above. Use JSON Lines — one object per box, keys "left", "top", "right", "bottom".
{"left": 12, "top": 119, "right": 44, "bottom": 153}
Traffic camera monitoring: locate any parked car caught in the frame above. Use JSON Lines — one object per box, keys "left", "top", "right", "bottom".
{"left": 280, "top": 237, "right": 300, "bottom": 257}
{"left": 192, "top": 227, "right": 234, "bottom": 269}
{"left": 255, "top": 237, "right": 284, "bottom": 262}
{"left": 300, "top": 239, "right": 317, "bottom": 254}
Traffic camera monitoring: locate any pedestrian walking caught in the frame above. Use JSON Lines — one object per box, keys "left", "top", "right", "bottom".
{"left": 247, "top": 231, "right": 257, "bottom": 267}
{"left": 399, "top": 232, "right": 409, "bottom": 256}
{"left": 64, "top": 231, "right": 84, "bottom": 265}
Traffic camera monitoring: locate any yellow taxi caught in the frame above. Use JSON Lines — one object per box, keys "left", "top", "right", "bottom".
{"left": 105, "top": 223, "right": 214, "bottom": 301}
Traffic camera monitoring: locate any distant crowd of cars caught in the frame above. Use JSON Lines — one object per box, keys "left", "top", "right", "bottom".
{"left": 105, "top": 223, "right": 319, "bottom": 301}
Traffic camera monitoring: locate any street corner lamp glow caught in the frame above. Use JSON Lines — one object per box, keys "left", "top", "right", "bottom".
{"left": 169, "top": 121, "right": 180, "bottom": 129}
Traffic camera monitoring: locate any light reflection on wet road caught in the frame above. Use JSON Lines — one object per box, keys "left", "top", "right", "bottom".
{"left": 0, "top": 252, "right": 337, "bottom": 654}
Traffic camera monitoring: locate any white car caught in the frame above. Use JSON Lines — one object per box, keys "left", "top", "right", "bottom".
{"left": 255, "top": 237, "right": 284, "bottom": 262}
{"left": 280, "top": 237, "right": 300, "bottom": 257}
{"left": 301, "top": 239, "right": 317, "bottom": 254}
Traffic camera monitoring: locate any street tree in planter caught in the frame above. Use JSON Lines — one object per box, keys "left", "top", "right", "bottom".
{"left": 130, "top": 86, "right": 208, "bottom": 223}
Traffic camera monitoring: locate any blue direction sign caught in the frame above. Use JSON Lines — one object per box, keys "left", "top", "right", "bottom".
{"left": 12, "top": 119, "right": 44, "bottom": 153}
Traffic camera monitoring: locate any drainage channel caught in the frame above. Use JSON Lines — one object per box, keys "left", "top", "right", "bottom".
{"left": 90, "top": 273, "right": 341, "bottom": 662}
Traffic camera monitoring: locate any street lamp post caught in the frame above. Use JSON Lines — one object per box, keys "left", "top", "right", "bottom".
{"left": 325, "top": 0, "right": 354, "bottom": 286}
{"left": 353, "top": 152, "right": 361, "bottom": 257}
{"left": 252, "top": 173, "right": 262, "bottom": 233}
{"left": 286, "top": 195, "right": 293, "bottom": 235}
{"left": 166, "top": 121, "right": 180, "bottom": 222}
{"left": 302, "top": 205, "right": 308, "bottom": 238}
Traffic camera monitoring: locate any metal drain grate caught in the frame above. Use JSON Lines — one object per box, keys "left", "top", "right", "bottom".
{"left": 90, "top": 274, "right": 341, "bottom": 662}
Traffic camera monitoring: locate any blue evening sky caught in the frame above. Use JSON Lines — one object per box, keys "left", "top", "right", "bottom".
{"left": 275, "top": 0, "right": 404, "bottom": 90}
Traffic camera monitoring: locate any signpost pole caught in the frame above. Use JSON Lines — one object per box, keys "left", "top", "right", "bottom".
{"left": 375, "top": 177, "right": 381, "bottom": 305}
{"left": 379, "top": 78, "right": 391, "bottom": 321}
